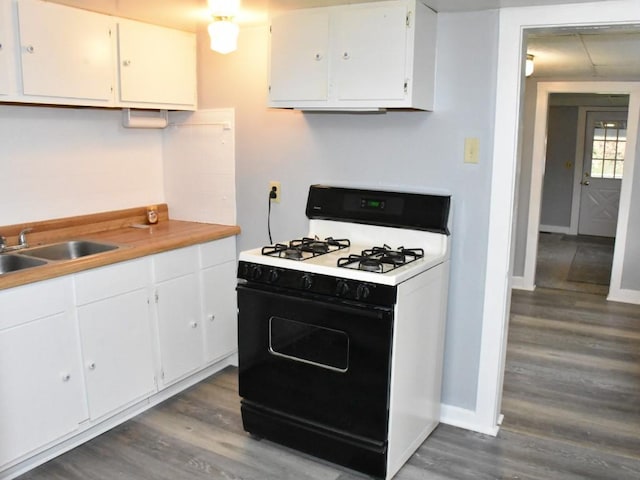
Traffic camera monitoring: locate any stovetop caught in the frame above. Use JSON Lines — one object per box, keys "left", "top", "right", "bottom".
{"left": 239, "top": 186, "right": 451, "bottom": 287}
{"left": 239, "top": 223, "right": 449, "bottom": 286}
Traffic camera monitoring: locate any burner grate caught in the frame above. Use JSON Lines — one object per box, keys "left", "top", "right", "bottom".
{"left": 337, "top": 245, "right": 424, "bottom": 273}
{"left": 262, "top": 237, "right": 350, "bottom": 260}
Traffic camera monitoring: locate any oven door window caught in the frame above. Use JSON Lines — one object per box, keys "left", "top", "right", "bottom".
{"left": 269, "top": 316, "right": 349, "bottom": 372}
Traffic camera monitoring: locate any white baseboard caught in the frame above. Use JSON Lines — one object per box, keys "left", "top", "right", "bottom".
{"left": 511, "top": 276, "right": 535, "bottom": 291}
{"left": 440, "top": 403, "right": 500, "bottom": 437}
{"left": 539, "top": 224, "right": 571, "bottom": 234}
{"left": 607, "top": 288, "right": 640, "bottom": 305}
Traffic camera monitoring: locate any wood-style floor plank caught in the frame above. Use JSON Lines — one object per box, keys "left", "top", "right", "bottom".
{"left": 17, "top": 286, "right": 640, "bottom": 480}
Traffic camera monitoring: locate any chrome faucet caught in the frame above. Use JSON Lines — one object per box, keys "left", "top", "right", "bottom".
{"left": 18, "top": 228, "right": 32, "bottom": 248}
{"left": 0, "top": 228, "right": 33, "bottom": 253}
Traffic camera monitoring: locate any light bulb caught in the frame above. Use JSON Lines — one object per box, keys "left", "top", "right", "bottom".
{"left": 208, "top": 20, "right": 239, "bottom": 54}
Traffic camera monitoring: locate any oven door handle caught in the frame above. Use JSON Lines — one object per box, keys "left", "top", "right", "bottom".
{"left": 237, "top": 283, "right": 392, "bottom": 319}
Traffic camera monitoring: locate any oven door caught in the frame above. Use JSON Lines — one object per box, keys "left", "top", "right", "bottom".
{"left": 237, "top": 283, "right": 394, "bottom": 442}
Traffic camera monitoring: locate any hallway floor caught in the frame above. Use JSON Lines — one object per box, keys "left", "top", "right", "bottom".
{"left": 535, "top": 232, "right": 614, "bottom": 295}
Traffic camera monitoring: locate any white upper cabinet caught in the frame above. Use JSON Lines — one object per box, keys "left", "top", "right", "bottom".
{"left": 269, "top": 10, "right": 329, "bottom": 102}
{"left": 331, "top": 4, "right": 408, "bottom": 102}
{"left": 117, "top": 19, "right": 197, "bottom": 109}
{"left": 16, "top": 0, "right": 115, "bottom": 105}
{"left": 268, "top": 0, "right": 437, "bottom": 111}
{"left": 0, "top": 0, "right": 197, "bottom": 110}
{"left": 0, "top": 1, "right": 12, "bottom": 95}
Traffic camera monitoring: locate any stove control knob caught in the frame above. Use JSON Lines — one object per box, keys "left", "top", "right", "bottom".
{"left": 250, "top": 265, "right": 263, "bottom": 281}
{"left": 301, "top": 274, "right": 313, "bottom": 290}
{"left": 356, "top": 284, "right": 370, "bottom": 300}
{"left": 266, "top": 269, "right": 279, "bottom": 284}
{"left": 336, "top": 280, "right": 350, "bottom": 296}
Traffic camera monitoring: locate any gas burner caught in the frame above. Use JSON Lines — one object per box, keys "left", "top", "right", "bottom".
{"left": 262, "top": 237, "right": 351, "bottom": 260}
{"left": 359, "top": 258, "right": 383, "bottom": 272}
{"left": 284, "top": 248, "right": 303, "bottom": 260}
{"left": 338, "top": 246, "right": 425, "bottom": 273}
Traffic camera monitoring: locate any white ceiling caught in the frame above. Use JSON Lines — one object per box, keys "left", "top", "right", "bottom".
{"left": 50, "top": 0, "right": 640, "bottom": 79}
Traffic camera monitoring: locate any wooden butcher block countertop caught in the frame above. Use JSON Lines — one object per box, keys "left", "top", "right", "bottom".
{"left": 0, "top": 204, "right": 240, "bottom": 290}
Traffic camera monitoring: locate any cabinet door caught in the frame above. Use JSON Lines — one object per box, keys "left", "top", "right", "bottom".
{"left": 0, "top": 312, "right": 85, "bottom": 467}
{"left": 331, "top": 3, "right": 408, "bottom": 101}
{"left": 0, "top": 0, "right": 11, "bottom": 95}
{"left": 202, "top": 261, "right": 238, "bottom": 363}
{"left": 269, "top": 10, "right": 329, "bottom": 103}
{"left": 17, "top": 0, "right": 114, "bottom": 102}
{"left": 117, "top": 19, "right": 196, "bottom": 108}
{"left": 78, "top": 289, "right": 156, "bottom": 420}
{"left": 156, "top": 273, "right": 204, "bottom": 386}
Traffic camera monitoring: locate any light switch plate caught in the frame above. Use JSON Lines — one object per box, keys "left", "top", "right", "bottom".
{"left": 464, "top": 137, "right": 480, "bottom": 164}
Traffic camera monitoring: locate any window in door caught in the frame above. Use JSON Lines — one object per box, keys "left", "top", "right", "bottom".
{"left": 590, "top": 120, "right": 626, "bottom": 179}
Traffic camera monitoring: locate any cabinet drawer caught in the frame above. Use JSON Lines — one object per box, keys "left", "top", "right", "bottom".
{"left": 75, "top": 258, "right": 150, "bottom": 305}
{"left": 200, "top": 237, "right": 236, "bottom": 269}
{"left": 153, "top": 245, "right": 199, "bottom": 282}
{"left": 0, "top": 277, "right": 70, "bottom": 330}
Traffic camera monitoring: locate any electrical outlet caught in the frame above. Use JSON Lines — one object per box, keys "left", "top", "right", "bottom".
{"left": 269, "top": 181, "right": 281, "bottom": 203}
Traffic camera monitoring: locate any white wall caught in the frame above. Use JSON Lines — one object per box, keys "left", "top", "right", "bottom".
{"left": 198, "top": 10, "right": 500, "bottom": 414}
{"left": 0, "top": 106, "right": 164, "bottom": 225}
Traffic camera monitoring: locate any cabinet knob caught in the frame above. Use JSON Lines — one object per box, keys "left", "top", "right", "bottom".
{"left": 123, "top": 59, "right": 131, "bottom": 66}
{"left": 26, "top": 45, "right": 35, "bottom": 54}
{"left": 342, "top": 52, "right": 350, "bottom": 60}
{"left": 0, "top": 43, "right": 3, "bottom": 51}
{"left": 61, "top": 372, "right": 71, "bottom": 382}
{"left": 87, "top": 362, "right": 96, "bottom": 370}
{"left": 314, "top": 53, "right": 322, "bottom": 61}
{"left": 190, "top": 321, "right": 198, "bottom": 328}
{"left": 208, "top": 314, "right": 215, "bottom": 322}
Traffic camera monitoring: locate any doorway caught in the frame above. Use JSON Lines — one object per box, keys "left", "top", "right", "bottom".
{"left": 535, "top": 97, "right": 628, "bottom": 294}
{"left": 478, "top": 2, "right": 640, "bottom": 439}
{"left": 519, "top": 81, "right": 640, "bottom": 298}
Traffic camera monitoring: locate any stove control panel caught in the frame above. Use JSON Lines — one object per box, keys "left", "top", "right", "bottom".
{"left": 237, "top": 261, "right": 396, "bottom": 307}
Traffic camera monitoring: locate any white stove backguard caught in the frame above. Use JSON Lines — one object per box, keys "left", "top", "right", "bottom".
{"left": 309, "top": 219, "right": 450, "bottom": 260}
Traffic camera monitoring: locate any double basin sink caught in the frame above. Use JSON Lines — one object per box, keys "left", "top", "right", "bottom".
{"left": 0, "top": 240, "right": 119, "bottom": 275}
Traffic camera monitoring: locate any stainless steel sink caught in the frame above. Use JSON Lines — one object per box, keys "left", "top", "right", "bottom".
{"left": 0, "top": 254, "right": 47, "bottom": 274}
{"left": 21, "top": 240, "right": 119, "bottom": 261}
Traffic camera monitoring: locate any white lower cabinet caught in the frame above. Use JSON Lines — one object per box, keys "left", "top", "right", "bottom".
{"left": 0, "top": 278, "right": 86, "bottom": 469}
{"left": 74, "top": 258, "right": 156, "bottom": 420}
{"left": 77, "top": 289, "right": 156, "bottom": 420}
{"left": 153, "top": 246, "right": 205, "bottom": 387}
{"left": 0, "top": 237, "right": 238, "bottom": 478}
{"left": 201, "top": 238, "right": 238, "bottom": 363}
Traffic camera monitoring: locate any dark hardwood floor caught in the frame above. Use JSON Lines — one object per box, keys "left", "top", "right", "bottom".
{"left": 18, "top": 287, "right": 640, "bottom": 479}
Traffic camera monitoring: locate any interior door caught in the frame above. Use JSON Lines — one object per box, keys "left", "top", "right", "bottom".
{"left": 578, "top": 111, "right": 627, "bottom": 237}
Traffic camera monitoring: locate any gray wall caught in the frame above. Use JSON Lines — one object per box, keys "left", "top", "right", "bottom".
{"left": 539, "top": 106, "right": 578, "bottom": 228}
{"left": 622, "top": 125, "right": 640, "bottom": 289}
{"left": 198, "top": 9, "right": 500, "bottom": 411}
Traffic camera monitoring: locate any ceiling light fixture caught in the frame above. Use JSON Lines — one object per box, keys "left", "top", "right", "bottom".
{"left": 525, "top": 54, "right": 535, "bottom": 77}
{"left": 207, "top": 0, "right": 240, "bottom": 54}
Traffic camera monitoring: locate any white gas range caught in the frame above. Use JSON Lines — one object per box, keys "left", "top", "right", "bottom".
{"left": 236, "top": 185, "right": 451, "bottom": 479}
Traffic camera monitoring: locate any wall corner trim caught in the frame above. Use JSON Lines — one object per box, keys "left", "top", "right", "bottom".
{"left": 511, "top": 276, "right": 534, "bottom": 291}
{"left": 607, "top": 288, "right": 640, "bottom": 305}
{"left": 440, "top": 403, "right": 500, "bottom": 437}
